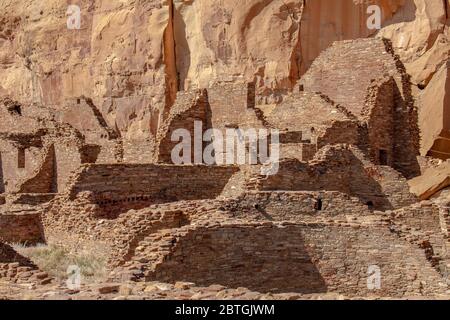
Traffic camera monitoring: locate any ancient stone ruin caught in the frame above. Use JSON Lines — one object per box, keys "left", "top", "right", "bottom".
{"left": 0, "top": 0, "right": 450, "bottom": 300}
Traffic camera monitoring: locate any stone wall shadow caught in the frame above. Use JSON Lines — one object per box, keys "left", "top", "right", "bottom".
{"left": 0, "top": 153, "right": 5, "bottom": 193}
{"left": 149, "top": 225, "right": 328, "bottom": 294}
{"left": 347, "top": 153, "right": 395, "bottom": 210}
{"left": 0, "top": 242, "right": 36, "bottom": 268}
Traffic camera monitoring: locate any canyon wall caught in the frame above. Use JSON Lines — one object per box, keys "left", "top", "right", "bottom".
{"left": 0, "top": 0, "right": 448, "bottom": 157}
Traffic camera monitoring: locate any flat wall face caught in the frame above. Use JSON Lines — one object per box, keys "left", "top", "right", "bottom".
{"left": 208, "top": 84, "right": 263, "bottom": 130}
{"left": 279, "top": 143, "right": 317, "bottom": 162}
{"left": 0, "top": 213, "right": 44, "bottom": 244}
{"left": 366, "top": 79, "right": 395, "bottom": 166}
{"left": 149, "top": 223, "right": 444, "bottom": 297}
{"left": 0, "top": 141, "right": 45, "bottom": 193}
{"left": 317, "top": 120, "right": 360, "bottom": 149}
{"left": 156, "top": 91, "right": 209, "bottom": 163}
{"left": 300, "top": 39, "right": 398, "bottom": 118}
{"left": 19, "top": 145, "right": 56, "bottom": 194}
{"left": 392, "top": 202, "right": 446, "bottom": 257}
{"left": 122, "top": 139, "right": 154, "bottom": 164}
{"left": 54, "top": 143, "right": 82, "bottom": 193}
{"left": 224, "top": 192, "right": 371, "bottom": 220}
{"left": 267, "top": 92, "right": 349, "bottom": 133}
{"left": 67, "top": 164, "right": 239, "bottom": 204}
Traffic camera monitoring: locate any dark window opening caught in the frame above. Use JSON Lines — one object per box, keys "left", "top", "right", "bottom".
{"left": 379, "top": 149, "right": 388, "bottom": 165}
{"left": 76, "top": 98, "right": 81, "bottom": 104}
{"left": 315, "top": 198, "right": 323, "bottom": 211}
{"left": 18, "top": 148, "right": 25, "bottom": 169}
{"left": 8, "top": 104, "right": 22, "bottom": 115}
{"left": 367, "top": 201, "right": 374, "bottom": 211}
{"left": 247, "top": 82, "right": 256, "bottom": 109}
{"left": 298, "top": 84, "right": 304, "bottom": 92}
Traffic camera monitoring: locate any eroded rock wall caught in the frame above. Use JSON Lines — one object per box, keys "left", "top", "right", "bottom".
{"left": 0, "top": 0, "right": 435, "bottom": 140}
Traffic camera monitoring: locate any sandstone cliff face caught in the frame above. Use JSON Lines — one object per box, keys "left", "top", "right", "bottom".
{"left": 378, "top": 0, "right": 449, "bottom": 86}
{"left": 0, "top": 0, "right": 449, "bottom": 155}
{"left": 172, "top": 0, "right": 408, "bottom": 97}
{"left": 172, "top": 0, "right": 304, "bottom": 92}
{"left": 0, "top": 0, "right": 169, "bottom": 141}
{"left": 419, "top": 61, "right": 450, "bottom": 158}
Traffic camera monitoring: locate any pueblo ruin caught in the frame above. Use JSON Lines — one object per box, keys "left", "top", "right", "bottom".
{"left": 0, "top": 0, "right": 450, "bottom": 300}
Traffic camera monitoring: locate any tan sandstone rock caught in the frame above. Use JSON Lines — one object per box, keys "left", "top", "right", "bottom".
{"left": 378, "top": 0, "right": 450, "bottom": 86}
{"left": 0, "top": 0, "right": 438, "bottom": 142}
{"left": 409, "top": 161, "right": 450, "bottom": 199}
{"left": 419, "top": 61, "right": 450, "bottom": 159}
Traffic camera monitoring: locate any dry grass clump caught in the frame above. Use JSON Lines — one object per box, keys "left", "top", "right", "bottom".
{"left": 12, "top": 243, "right": 108, "bottom": 284}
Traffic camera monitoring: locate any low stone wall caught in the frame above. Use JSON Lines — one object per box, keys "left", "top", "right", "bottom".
{"left": 220, "top": 191, "right": 371, "bottom": 220}
{"left": 66, "top": 164, "right": 239, "bottom": 203}
{"left": 6, "top": 193, "right": 55, "bottom": 206}
{"left": 146, "top": 222, "right": 445, "bottom": 297}
{"left": 42, "top": 196, "right": 212, "bottom": 266}
{"left": 0, "top": 213, "right": 44, "bottom": 244}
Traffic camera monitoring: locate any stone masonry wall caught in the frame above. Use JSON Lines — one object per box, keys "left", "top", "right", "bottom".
{"left": 363, "top": 77, "right": 396, "bottom": 166}
{"left": 64, "top": 164, "right": 239, "bottom": 208}
{"left": 0, "top": 136, "right": 46, "bottom": 193}
{"left": 267, "top": 92, "right": 350, "bottom": 131}
{"left": 0, "top": 111, "right": 100, "bottom": 194}
{"left": 208, "top": 82, "right": 264, "bottom": 130}
{"left": 390, "top": 201, "right": 447, "bottom": 263}
{"left": 316, "top": 120, "right": 360, "bottom": 149}
{"left": 300, "top": 38, "right": 421, "bottom": 178}
{"left": 42, "top": 196, "right": 214, "bottom": 267}
{"left": 300, "top": 38, "right": 399, "bottom": 119}
{"left": 220, "top": 191, "right": 372, "bottom": 221}
{"left": 279, "top": 143, "right": 317, "bottom": 162}
{"left": 146, "top": 222, "right": 445, "bottom": 297}
{"left": 249, "top": 145, "right": 417, "bottom": 210}
{"left": 66, "top": 164, "right": 239, "bottom": 200}
{"left": 0, "top": 212, "right": 43, "bottom": 244}
{"left": 122, "top": 139, "right": 154, "bottom": 164}
{"left": 18, "top": 144, "right": 56, "bottom": 193}
{"left": 155, "top": 90, "right": 210, "bottom": 163}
